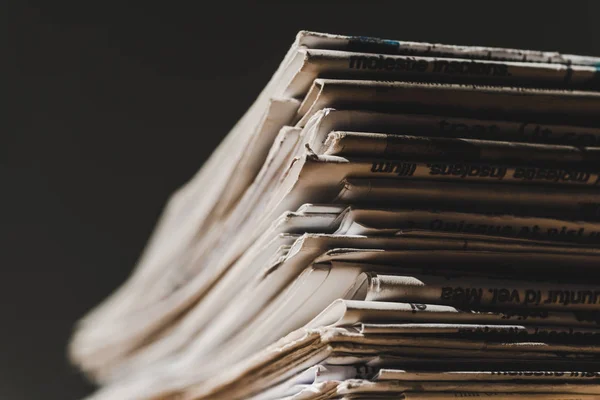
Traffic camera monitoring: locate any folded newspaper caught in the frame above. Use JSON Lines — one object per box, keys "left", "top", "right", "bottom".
{"left": 70, "top": 31, "right": 600, "bottom": 400}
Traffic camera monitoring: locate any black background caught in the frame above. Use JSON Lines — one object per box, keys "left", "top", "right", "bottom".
{"left": 5, "top": 1, "right": 600, "bottom": 399}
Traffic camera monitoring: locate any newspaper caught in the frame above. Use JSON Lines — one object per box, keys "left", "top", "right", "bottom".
{"left": 306, "top": 300, "right": 600, "bottom": 329}
{"left": 81, "top": 38, "right": 600, "bottom": 331}
{"left": 92, "top": 322, "right": 598, "bottom": 399}
{"left": 374, "top": 369, "right": 600, "bottom": 381}
{"left": 169, "top": 323, "right": 600, "bottom": 400}
{"left": 322, "top": 132, "right": 600, "bottom": 165}
{"left": 279, "top": 49, "right": 600, "bottom": 101}
{"left": 334, "top": 179, "right": 600, "bottom": 220}
{"left": 296, "top": 80, "right": 600, "bottom": 126}
{"left": 76, "top": 76, "right": 600, "bottom": 340}
{"left": 294, "top": 31, "right": 600, "bottom": 66}
{"left": 76, "top": 101, "right": 600, "bottom": 362}
{"left": 342, "top": 394, "right": 598, "bottom": 400}
{"left": 75, "top": 139, "right": 600, "bottom": 377}
{"left": 189, "top": 234, "right": 600, "bottom": 360}
{"left": 70, "top": 31, "right": 600, "bottom": 400}
{"left": 334, "top": 208, "right": 600, "bottom": 243}
{"left": 81, "top": 231, "right": 600, "bottom": 384}
{"left": 361, "top": 272, "right": 600, "bottom": 311}
{"left": 296, "top": 109, "right": 600, "bottom": 146}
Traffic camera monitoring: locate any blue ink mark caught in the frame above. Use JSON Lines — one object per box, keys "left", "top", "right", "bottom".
{"left": 348, "top": 35, "right": 401, "bottom": 54}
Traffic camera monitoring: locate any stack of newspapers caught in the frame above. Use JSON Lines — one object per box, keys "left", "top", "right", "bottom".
{"left": 71, "top": 32, "right": 600, "bottom": 400}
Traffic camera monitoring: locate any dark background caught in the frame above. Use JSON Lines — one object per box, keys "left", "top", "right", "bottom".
{"left": 5, "top": 1, "right": 600, "bottom": 398}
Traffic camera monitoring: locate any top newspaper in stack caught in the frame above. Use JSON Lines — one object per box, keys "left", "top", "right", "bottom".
{"left": 69, "top": 31, "right": 600, "bottom": 400}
